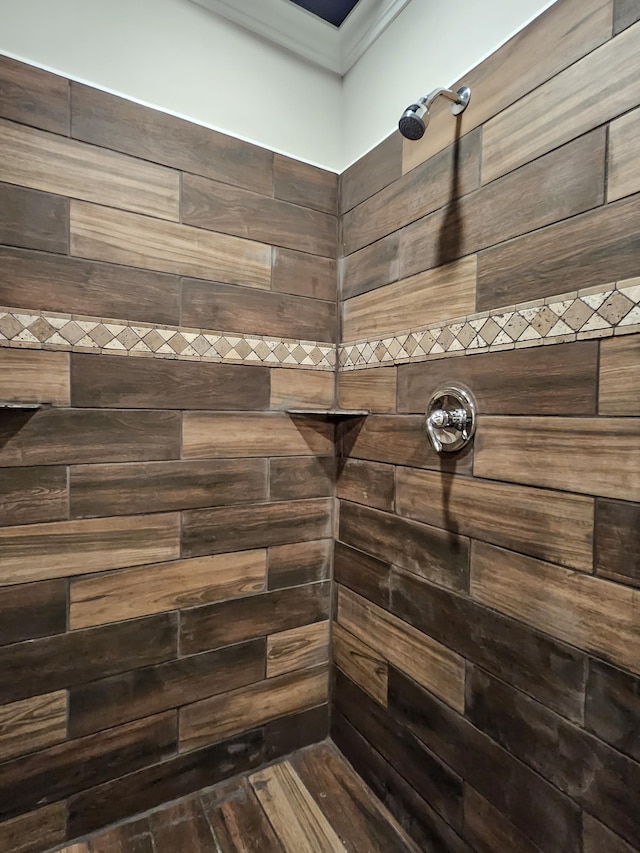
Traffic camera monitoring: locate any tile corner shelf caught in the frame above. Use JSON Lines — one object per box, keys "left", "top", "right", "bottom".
{"left": 286, "top": 408, "right": 369, "bottom": 417}
{"left": 0, "top": 401, "right": 48, "bottom": 410}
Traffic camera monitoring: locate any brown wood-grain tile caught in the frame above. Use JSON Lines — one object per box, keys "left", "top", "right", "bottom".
{"left": 334, "top": 540, "right": 391, "bottom": 609}
{"left": 274, "top": 154, "right": 337, "bottom": 214}
{"left": 615, "top": 0, "right": 640, "bottom": 32}
{"left": 182, "top": 173, "right": 336, "bottom": 258}
{"left": 463, "top": 786, "right": 541, "bottom": 853}
{"left": 182, "top": 278, "right": 337, "bottom": 342}
{"left": 584, "top": 813, "right": 639, "bottom": 853}
{"left": 70, "top": 458, "right": 267, "bottom": 518}
{"left": 264, "top": 705, "right": 329, "bottom": 763}
{"left": 150, "top": 798, "right": 217, "bottom": 853}
{"left": 0, "top": 579, "right": 67, "bottom": 647}
{"left": 0, "top": 408, "right": 181, "bottom": 467}
{"left": 270, "top": 369, "right": 335, "bottom": 411}
{"left": 0, "top": 612, "right": 177, "bottom": 705}
{"left": 272, "top": 247, "right": 337, "bottom": 301}
{"left": 338, "top": 367, "right": 397, "bottom": 413}
{"left": 586, "top": 658, "right": 640, "bottom": 763}
{"left": 69, "top": 640, "right": 265, "bottom": 737}
{"left": 89, "top": 817, "right": 155, "bottom": 853}
{"left": 398, "top": 340, "right": 599, "bottom": 414}
{"left": 267, "top": 540, "right": 332, "bottom": 590}
{"left": 71, "top": 83, "right": 274, "bottom": 195}
{"left": 396, "top": 466, "right": 594, "bottom": 571}
{"left": 0, "top": 246, "right": 181, "bottom": 325}
{"left": 595, "top": 498, "right": 640, "bottom": 587}
{"left": 0, "top": 803, "right": 66, "bottom": 853}
{"left": 0, "top": 182, "right": 68, "bottom": 253}
{"left": 0, "top": 465, "right": 68, "bottom": 527}
{"left": 180, "top": 666, "right": 328, "bottom": 750}
{"left": 339, "top": 132, "right": 403, "bottom": 214}
{"left": 336, "top": 458, "right": 395, "bottom": 511}
{"left": 0, "top": 512, "right": 180, "bottom": 586}
{"left": 71, "top": 354, "right": 269, "bottom": 411}
{"left": 266, "top": 621, "right": 329, "bottom": 678}
{"left": 70, "top": 550, "right": 266, "bottom": 630}
{"left": 0, "top": 691, "right": 67, "bottom": 762}
{"left": 600, "top": 332, "right": 640, "bottom": 415}
{"left": 0, "top": 348, "right": 69, "bottom": 407}
{"left": 269, "top": 456, "right": 334, "bottom": 501}
{"left": 332, "top": 622, "right": 388, "bottom": 706}
{"left": 202, "top": 777, "right": 285, "bottom": 853}
{"left": 0, "top": 55, "right": 69, "bottom": 135}
{"left": 182, "top": 499, "right": 333, "bottom": 559}
{"left": 180, "top": 582, "right": 331, "bottom": 655}
{"left": 608, "top": 107, "right": 640, "bottom": 201}
{"left": 341, "top": 233, "right": 400, "bottom": 299}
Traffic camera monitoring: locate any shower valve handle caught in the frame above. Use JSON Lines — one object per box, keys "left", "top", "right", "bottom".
{"left": 425, "top": 388, "right": 476, "bottom": 454}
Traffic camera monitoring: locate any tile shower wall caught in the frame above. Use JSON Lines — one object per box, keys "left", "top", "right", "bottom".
{"left": 333, "top": 1, "right": 640, "bottom": 851}
{"left": 0, "top": 56, "right": 337, "bottom": 853}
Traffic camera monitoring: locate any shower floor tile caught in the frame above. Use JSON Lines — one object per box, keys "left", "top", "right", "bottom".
{"left": 54, "top": 741, "right": 420, "bottom": 853}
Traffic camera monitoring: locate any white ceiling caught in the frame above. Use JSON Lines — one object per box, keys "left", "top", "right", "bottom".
{"left": 189, "top": 0, "right": 411, "bottom": 75}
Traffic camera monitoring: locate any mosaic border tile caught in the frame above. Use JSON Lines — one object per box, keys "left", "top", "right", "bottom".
{"left": 0, "top": 309, "right": 336, "bottom": 371}
{"left": 339, "top": 278, "right": 640, "bottom": 370}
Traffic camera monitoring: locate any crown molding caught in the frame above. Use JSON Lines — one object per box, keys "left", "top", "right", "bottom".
{"left": 189, "top": 0, "right": 411, "bottom": 75}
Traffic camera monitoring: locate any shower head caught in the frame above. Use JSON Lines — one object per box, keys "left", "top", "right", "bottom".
{"left": 398, "top": 86, "right": 471, "bottom": 141}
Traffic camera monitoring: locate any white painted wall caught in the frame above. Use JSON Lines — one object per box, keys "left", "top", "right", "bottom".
{"left": 341, "top": 0, "right": 557, "bottom": 169}
{"left": 0, "top": 0, "right": 343, "bottom": 170}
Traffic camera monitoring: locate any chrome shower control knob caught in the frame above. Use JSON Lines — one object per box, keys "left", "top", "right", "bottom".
{"left": 425, "top": 387, "right": 476, "bottom": 454}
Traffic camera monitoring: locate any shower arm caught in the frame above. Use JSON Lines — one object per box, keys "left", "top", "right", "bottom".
{"left": 419, "top": 88, "right": 466, "bottom": 111}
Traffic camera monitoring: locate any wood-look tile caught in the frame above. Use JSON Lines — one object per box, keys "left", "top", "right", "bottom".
{"left": 336, "top": 458, "right": 394, "bottom": 511}
{"left": 182, "top": 413, "right": 333, "bottom": 458}
{"left": 0, "top": 408, "right": 181, "bottom": 467}
{"left": 150, "top": 798, "right": 217, "bottom": 852}
{"left": 471, "top": 540, "right": 640, "bottom": 676}
{"left": 584, "top": 814, "right": 638, "bottom": 853}
{"left": 343, "top": 130, "right": 480, "bottom": 254}
{"left": 180, "top": 666, "right": 328, "bottom": 749}
{"left": 69, "top": 640, "right": 265, "bottom": 737}
{"left": 396, "top": 467, "right": 594, "bottom": 571}
{"left": 89, "top": 817, "right": 155, "bottom": 853}
{"left": 401, "top": 0, "right": 612, "bottom": 174}
{"left": 398, "top": 340, "right": 598, "bottom": 414}
{"left": 334, "top": 670, "right": 464, "bottom": 829}
{"left": 70, "top": 201, "right": 272, "bottom": 288}
{"left": 269, "top": 456, "right": 334, "bottom": 501}
{"left": 267, "top": 620, "right": 329, "bottom": 678}
{"left": 180, "top": 582, "right": 330, "bottom": 655}
{"left": 608, "top": 107, "right": 640, "bottom": 201}
{"left": 292, "top": 741, "right": 420, "bottom": 853}
{"left": 333, "top": 622, "right": 388, "bottom": 706}
{"left": 334, "top": 541, "right": 390, "bottom": 609}
{"left": 71, "top": 353, "right": 269, "bottom": 411}
{"left": 388, "top": 668, "right": 581, "bottom": 853}
{"left": 0, "top": 803, "right": 66, "bottom": 853}
{"left": 181, "top": 278, "right": 337, "bottom": 342}
{"left": 342, "top": 255, "right": 477, "bottom": 340}
{"left": 70, "top": 458, "right": 267, "bottom": 518}
{"left": 401, "top": 127, "right": 606, "bottom": 278}
{"left": 600, "top": 333, "right": 640, "bottom": 415}
{"left": 0, "top": 182, "right": 68, "bottom": 253}
{"left": 339, "top": 133, "right": 403, "bottom": 214}
{"left": 474, "top": 415, "right": 640, "bottom": 502}
{"left": 182, "top": 499, "right": 333, "bottom": 559}
{"left": 341, "top": 233, "right": 400, "bottom": 299}
{"left": 0, "top": 613, "right": 177, "bottom": 705}
{"left": 465, "top": 665, "right": 640, "bottom": 850}
{"left": 595, "top": 498, "right": 640, "bottom": 587}
{"left": 272, "top": 248, "right": 337, "bottom": 301}
{"left": 264, "top": 705, "right": 329, "bottom": 762}
{"left": 71, "top": 83, "right": 274, "bottom": 195}
{"left": 0, "top": 348, "right": 69, "bottom": 407}
{"left": 463, "top": 786, "right": 541, "bottom": 853}
{"left": 183, "top": 173, "right": 336, "bottom": 258}
{"left": 338, "top": 368, "right": 396, "bottom": 414}
{"left": 0, "top": 466, "right": 67, "bottom": 527}
{"left": 586, "top": 659, "right": 640, "bottom": 763}
{"left": 70, "top": 550, "right": 266, "bottom": 630}
{"left": 339, "top": 500, "right": 469, "bottom": 592}
{"left": 0, "top": 691, "right": 67, "bottom": 762}
{"left": 67, "top": 729, "right": 265, "bottom": 839}
{"left": 274, "top": 155, "right": 337, "bottom": 214}
{"left": 477, "top": 194, "right": 640, "bottom": 310}
{"left": 338, "top": 585, "right": 465, "bottom": 711}
{"left": 341, "top": 414, "right": 473, "bottom": 474}
{"left": 0, "top": 579, "right": 66, "bottom": 647}
{"left": 0, "top": 55, "right": 69, "bottom": 135}
{"left": 249, "top": 761, "right": 345, "bottom": 853}
{"left": 267, "top": 540, "right": 332, "bottom": 590}
{"left": 0, "top": 712, "right": 176, "bottom": 822}
{"left": 483, "top": 21, "right": 639, "bottom": 184}
{"left": 270, "top": 369, "right": 335, "bottom": 410}
{"left": 0, "top": 246, "right": 181, "bottom": 325}
{"left": 0, "top": 118, "right": 179, "bottom": 220}
{"left": 615, "top": 0, "right": 640, "bottom": 33}
{"left": 202, "top": 777, "right": 285, "bottom": 853}
{"left": 391, "top": 566, "right": 587, "bottom": 723}
{"left": 0, "top": 512, "right": 180, "bottom": 586}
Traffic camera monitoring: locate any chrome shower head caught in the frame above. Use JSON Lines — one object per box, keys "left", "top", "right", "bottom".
{"left": 398, "top": 86, "right": 471, "bottom": 141}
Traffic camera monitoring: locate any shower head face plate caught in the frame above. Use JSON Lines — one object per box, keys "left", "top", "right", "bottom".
{"left": 398, "top": 107, "right": 428, "bottom": 140}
